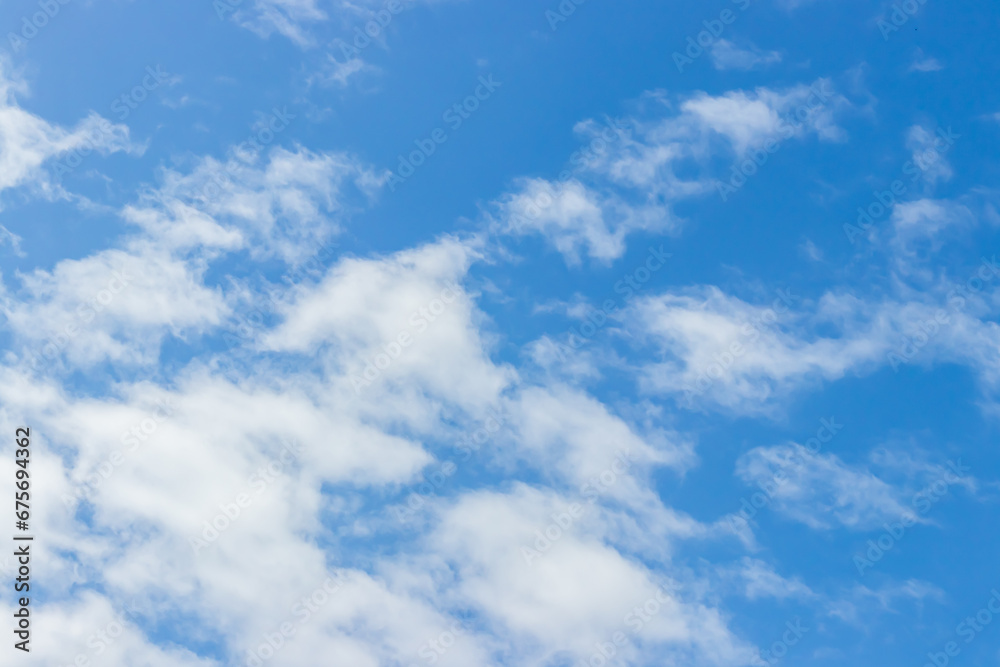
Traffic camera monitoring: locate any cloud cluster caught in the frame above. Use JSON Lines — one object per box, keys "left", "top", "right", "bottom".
{"left": 0, "top": 53, "right": 995, "bottom": 667}
{"left": 493, "top": 80, "right": 849, "bottom": 263}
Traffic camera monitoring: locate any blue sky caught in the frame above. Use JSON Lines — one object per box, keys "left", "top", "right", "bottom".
{"left": 1, "top": 0, "right": 999, "bottom": 666}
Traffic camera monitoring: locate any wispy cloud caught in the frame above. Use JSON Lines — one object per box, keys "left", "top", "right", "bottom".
{"left": 709, "top": 39, "right": 782, "bottom": 71}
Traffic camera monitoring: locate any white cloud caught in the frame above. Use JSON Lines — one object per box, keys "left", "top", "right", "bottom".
{"left": 263, "top": 236, "right": 514, "bottom": 413}
{"left": 2, "top": 244, "right": 227, "bottom": 369}
{"left": 0, "top": 181, "right": 784, "bottom": 663}
{"left": 0, "top": 255, "right": 762, "bottom": 667}
{"left": 125, "top": 145, "right": 384, "bottom": 263}
{"left": 508, "top": 383, "right": 691, "bottom": 489}
{"left": 0, "top": 59, "right": 139, "bottom": 206}
{"left": 26, "top": 591, "right": 216, "bottom": 667}
{"left": 890, "top": 198, "right": 976, "bottom": 256}
{"left": 422, "top": 485, "right": 758, "bottom": 666}
{"left": 497, "top": 178, "right": 637, "bottom": 265}
{"left": 628, "top": 287, "right": 894, "bottom": 414}
{"left": 680, "top": 80, "right": 847, "bottom": 153}
{"left": 0, "top": 142, "right": 386, "bottom": 371}
{"left": 619, "top": 258, "right": 1000, "bottom": 413}
{"left": 0, "top": 360, "right": 449, "bottom": 665}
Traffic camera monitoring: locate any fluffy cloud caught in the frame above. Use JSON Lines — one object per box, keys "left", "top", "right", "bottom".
{"left": 507, "top": 383, "right": 690, "bottom": 488}
{"left": 124, "top": 145, "right": 384, "bottom": 262}
{"left": 497, "top": 178, "right": 633, "bottom": 265}
{"left": 680, "top": 80, "right": 847, "bottom": 152}
{"left": 262, "top": 236, "right": 514, "bottom": 414}
{"left": 2, "top": 243, "right": 227, "bottom": 369}
{"left": 0, "top": 233, "right": 764, "bottom": 667}
{"left": 627, "top": 287, "right": 892, "bottom": 413}
{"left": 422, "top": 485, "right": 757, "bottom": 666}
